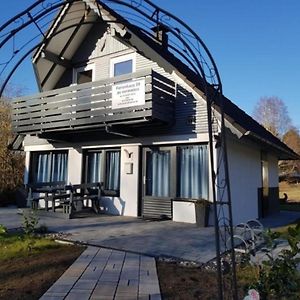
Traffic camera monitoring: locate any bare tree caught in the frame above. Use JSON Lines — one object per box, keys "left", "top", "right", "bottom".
{"left": 280, "top": 127, "right": 300, "bottom": 175}
{"left": 252, "top": 96, "right": 291, "bottom": 138}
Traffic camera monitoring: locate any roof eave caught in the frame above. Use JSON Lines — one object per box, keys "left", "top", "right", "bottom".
{"left": 244, "top": 131, "right": 300, "bottom": 160}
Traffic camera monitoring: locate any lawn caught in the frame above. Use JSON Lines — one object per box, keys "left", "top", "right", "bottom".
{"left": 279, "top": 181, "right": 300, "bottom": 202}
{"left": 0, "top": 231, "right": 84, "bottom": 300}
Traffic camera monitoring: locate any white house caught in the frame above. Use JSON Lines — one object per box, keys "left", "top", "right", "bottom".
{"left": 11, "top": 0, "right": 298, "bottom": 224}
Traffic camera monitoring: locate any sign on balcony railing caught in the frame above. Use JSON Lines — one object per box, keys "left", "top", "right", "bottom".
{"left": 112, "top": 79, "right": 145, "bottom": 109}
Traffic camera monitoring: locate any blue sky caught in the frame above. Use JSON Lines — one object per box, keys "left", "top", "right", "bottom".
{"left": 1, "top": 1, "right": 300, "bottom": 127}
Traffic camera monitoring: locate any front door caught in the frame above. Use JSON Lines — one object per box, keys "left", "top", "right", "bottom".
{"left": 142, "top": 147, "right": 175, "bottom": 219}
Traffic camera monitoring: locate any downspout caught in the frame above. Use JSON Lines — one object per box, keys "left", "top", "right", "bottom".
{"left": 105, "top": 125, "right": 132, "bottom": 138}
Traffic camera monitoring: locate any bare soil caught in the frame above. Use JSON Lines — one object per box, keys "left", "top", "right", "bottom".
{"left": 0, "top": 245, "right": 84, "bottom": 300}
{"left": 157, "top": 261, "right": 245, "bottom": 300}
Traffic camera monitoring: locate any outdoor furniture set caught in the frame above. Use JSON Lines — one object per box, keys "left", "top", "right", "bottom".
{"left": 26, "top": 182, "right": 102, "bottom": 218}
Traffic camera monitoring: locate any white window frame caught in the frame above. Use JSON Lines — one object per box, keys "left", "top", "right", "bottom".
{"left": 73, "top": 63, "right": 95, "bottom": 84}
{"left": 110, "top": 53, "right": 136, "bottom": 77}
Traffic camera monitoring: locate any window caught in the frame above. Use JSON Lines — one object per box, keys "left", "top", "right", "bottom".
{"left": 73, "top": 64, "right": 94, "bottom": 84}
{"left": 106, "top": 151, "right": 121, "bottom": 191}
{"left": 114, "top": 60, "right": 133, "bottom": 76}
{"left": 84, "top": 149, "right": 121, "bottom": 194}
{"left": 143, "top": 144, "right": 209, "bottom": 201}
{"left": 177, "top": 145, "right": 208, "bottom": 199}
{"left": 30, "top": 151, "right": 68, "bottom": 183}
{"left": 86, "top": 151, "right": 103, "bottom": 183}
{"left": 110, "top": 53, "right": 136, "bottom": 77}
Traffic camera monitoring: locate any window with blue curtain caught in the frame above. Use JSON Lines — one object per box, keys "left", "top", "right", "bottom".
{"left": 146, "top": 150, "right": 170, "bottom": 197}
{"left": 85, "top": 149, "right": 120, "bottom": 192}
{"left": 87, "top": 151, "right": 102, "bottom": 183}
{"left": 31, "top": 151, "right": 68, "bottom": 183}
{"left": 177, "top": 145, "right": 208, "bottom": 199}
{"left": 105, "top": 151, "right": 120, "bottom": 191}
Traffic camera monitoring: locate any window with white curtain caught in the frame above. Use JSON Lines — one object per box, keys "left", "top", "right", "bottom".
{"left": 177, "top": 145, "right": 208, "bottom": 199}
{"left": 30, "top": 151, "right": 68, "bottom": 183}
{"left": 84, "top": 149, "right": 121, "bottom": 193}
{"left": 86, "top": 151, "right": 103, "bottom": 183}
{"left": 145, "top": 150, "right": 171, "bottom": 197}
{"left": 105, "top": 151, "right": 120, "bottom": 191}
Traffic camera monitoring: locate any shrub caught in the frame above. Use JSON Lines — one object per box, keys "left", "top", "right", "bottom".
{"left": 0, "top": 224, "right": 7, "bottom": 235}
{"left": 247, "top": 225, "right": 300, "bottom": 299}
{"left": 22, "top": 210, "right": 39, "bottom": 236}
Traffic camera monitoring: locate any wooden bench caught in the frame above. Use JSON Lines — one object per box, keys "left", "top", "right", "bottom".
{"left": 26, "top": 182, "right": 66, "bottom": 210}
{"left": 58, "top": 182, "right": 103, "bottom": 219}
{"left": 26, "top": 182, "right": 103, "bottom": 218}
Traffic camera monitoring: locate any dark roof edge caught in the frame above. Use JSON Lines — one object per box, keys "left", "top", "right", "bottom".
{"left": 244, "top": 131, "right": 300, "bottom": 160}
{"left": 8, "top": 134, "right": 25, "bottom": 151}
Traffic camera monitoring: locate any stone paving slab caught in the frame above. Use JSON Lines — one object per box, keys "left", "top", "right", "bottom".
{"left": 41, "top": 246, "right": 161, "bottom": 300}
{"left": 2, "top": 207, "right": 299, "bottom": 264}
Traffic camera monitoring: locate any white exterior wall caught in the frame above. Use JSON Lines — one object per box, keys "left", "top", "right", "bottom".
{"left": 227, "top": 138, "right": 261, "bottom": 224}
{"left": 24, "top": 151, "right": 30, "bottom": 185}
{"left": 119, "top": 146, "right": 140, "bottom": 217}
{"left": 68, "top": 149, "right": 82, "bottom": 184}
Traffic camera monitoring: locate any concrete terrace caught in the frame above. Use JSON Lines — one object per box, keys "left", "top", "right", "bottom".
{"left": 1, "top": 207, "right": 300, "bottom": 263}
{"left": 1, "top": 208, "right": 217, "bottom": 263}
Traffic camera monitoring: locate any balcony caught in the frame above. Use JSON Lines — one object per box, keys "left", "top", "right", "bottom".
{"left": 12, "top": 69, "right": 175, "bottom": 137}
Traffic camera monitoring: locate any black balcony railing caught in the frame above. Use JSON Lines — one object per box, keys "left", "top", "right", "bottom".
{"left": 12, "top": 69, "right": 175, "bottom": 135}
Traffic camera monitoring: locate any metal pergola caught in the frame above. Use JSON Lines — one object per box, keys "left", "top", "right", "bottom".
{"left": 0, "top": 1, "right": 238, "bottom": 298}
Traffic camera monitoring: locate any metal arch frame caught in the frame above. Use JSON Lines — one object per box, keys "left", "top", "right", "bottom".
{"left": 0, "top": 1, "right": 237, "bottom": 299}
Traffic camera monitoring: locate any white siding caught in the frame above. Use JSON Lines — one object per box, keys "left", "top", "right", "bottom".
{"left": 70, "top": 28, "right": 211, "bottom": 136}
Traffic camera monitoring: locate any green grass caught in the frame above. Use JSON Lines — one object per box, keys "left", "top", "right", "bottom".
{"left": 0, "top": 232, "right": 65, "bottom": 261}
{"left": 279, "top": 182, "right": 300, "bottom": 202}
{"left": 273, "top": 218, "right": 300, "bottom": 236}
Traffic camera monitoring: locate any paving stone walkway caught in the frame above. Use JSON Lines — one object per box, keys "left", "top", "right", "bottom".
{"left": 40, "top": 246, "right": 161, "bottom": 300}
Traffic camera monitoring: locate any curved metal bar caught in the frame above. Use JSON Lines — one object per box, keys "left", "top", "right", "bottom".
{"left": 0, "top": 0, "right": 81, "bottom": 49}
{"left": 0, "top": 1, "right": 238, "bottom": 299}
{"left": 101, "top": 1, "right": 205, "bottom": 80}
{"left": 104, "top": 0, "right": 222, "bottom": 90}
{"left": 0, "top": 20, "right": 103, "bottom": 96}
{"left": 0, "top": 0, "right": 45, "bottom": 33}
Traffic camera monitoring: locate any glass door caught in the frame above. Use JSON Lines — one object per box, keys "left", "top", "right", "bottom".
{"left": 142, "top": 147, "right": 175, "bottom": 219}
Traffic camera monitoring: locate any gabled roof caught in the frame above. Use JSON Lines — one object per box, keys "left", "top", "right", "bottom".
{"left": 33, "top": 0, "right": 299, "bottom": 160}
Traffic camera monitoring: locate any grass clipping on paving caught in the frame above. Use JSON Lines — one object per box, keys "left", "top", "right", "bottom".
{"left": 0, "top": 233, "right": 84, "bottom": 300}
